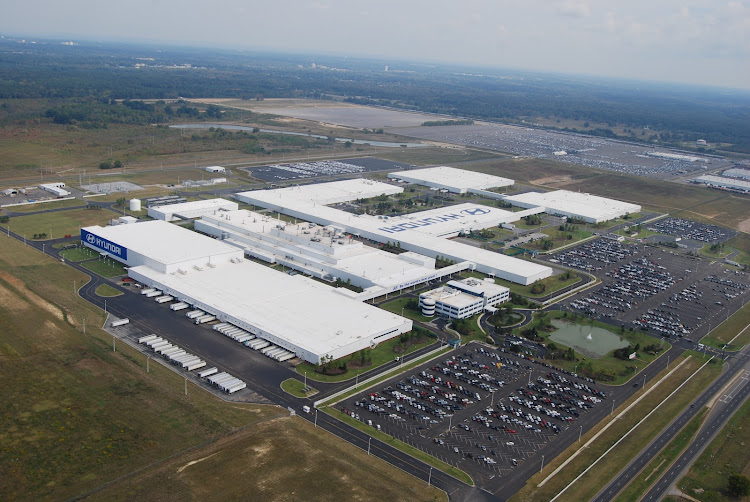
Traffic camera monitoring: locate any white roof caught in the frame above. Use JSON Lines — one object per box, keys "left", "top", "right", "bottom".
{"left": 237, "top": 180, "right": 553, "bottom": 284}
{"left": 258, "top": 178, "right": 402, "bottom": 206}
{"left": 149, "top": 198, "right": 238, "bottom": 219}
{"left": 504, "top": 190, "right": 641, "bottom": 222}
{"left": 83, "top": 221, "right": 240, "bottom": 266}
{"left": 696, "top": 175, "right": 750, "bottom": 190}
{"left": 371, "top": 203, "right": 519, "bottom": 237}
{"left": 388, "top": 166, "right": 514, "bottom": 191}
{"left": 129, "top": 260, "right": 409, "bottom": 357}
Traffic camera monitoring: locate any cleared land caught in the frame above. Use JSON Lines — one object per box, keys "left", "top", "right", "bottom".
{"left": 89, "top": 416, "right": 447, "bottom": 502}
{"left": 0, "top": 233, "right": 444, "bottom": 502}
{"left": 676, "top": 395, "right": 750, "bottom": 501}
{"left": 509, "top": 354, "right": 723, "bottom": 502}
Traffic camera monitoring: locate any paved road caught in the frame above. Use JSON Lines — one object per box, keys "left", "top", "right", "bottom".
{"left": 592, "top": 345, "right": 750, "bottom": 502}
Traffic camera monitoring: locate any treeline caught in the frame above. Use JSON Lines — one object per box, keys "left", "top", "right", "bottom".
{"left": 1, "top": 38, "right": 749, "bottom": 151}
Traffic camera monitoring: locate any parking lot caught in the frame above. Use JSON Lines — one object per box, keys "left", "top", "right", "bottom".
{"left": 645, "top": 217, "right": 734, "bottom": 243}
{"left": 556, "top": 240, "right": 750, "bottom": 342}
{"left": 337, "top": 344, "right": 610, "bottom": 488}
{"left": 244, "top": 157, "right": 411, "bottom": 182}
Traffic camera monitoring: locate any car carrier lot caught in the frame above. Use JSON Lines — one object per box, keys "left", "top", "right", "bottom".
{"left": 335, "top": 344, "right": 612, "bottom": 493}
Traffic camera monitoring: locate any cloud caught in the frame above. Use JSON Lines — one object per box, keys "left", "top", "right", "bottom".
{"left": 559, "top": 1, "right": 591, "bottom": 18}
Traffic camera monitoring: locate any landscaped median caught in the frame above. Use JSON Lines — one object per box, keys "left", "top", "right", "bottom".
{"left": 324, "top": 406, "right": 473, "bottom": 486}
{"left": 280, "top": 378, "right": 318, "bottom": 398}
{"left": 508, "top": 353, "right": 723, "bottom": 502}
{"left": 95, "top": 284, "right": 123, "bottom": 297}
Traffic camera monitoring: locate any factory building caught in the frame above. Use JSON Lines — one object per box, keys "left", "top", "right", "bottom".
{"left": 503, "top": 190, "right": 641, "bottom": 224}
{"left": 39, "top": 182, "right": 70, "bottom": 197}
{"left": 693, "top": 175, "right": 750, "bottom": 193}
{"left": 419, "top": 278, "right": 509, "bottom": 319}
{"left": 235, "top": 179, "right": 553, "bottom": 285}
{"left": 147, "top": 198, "right": 238, "bottom": 222}
{"left": 388, "top": 166, "right": 514, "bottom": 194}
{"left": 195, "top": 209, "right": 471, "bottom": 301}
{"left": 80, "top": 221, "right": 412, "bottom": 364}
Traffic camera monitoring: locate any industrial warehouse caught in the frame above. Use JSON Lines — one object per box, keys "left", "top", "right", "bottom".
{"left": 236, "top": 179, "right": 554, "bottom": 285}
{"left": 503, "top": 190, "right": 642, "bottom": 223}
{"left": 81, "top": 221, "right": 412, "bottom": 364}
{"left": 388, "top": 165, "right": 514, "bottom": 194}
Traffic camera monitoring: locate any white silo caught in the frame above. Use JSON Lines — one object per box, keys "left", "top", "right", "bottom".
{"left": 129, "top": 199, "right": 142, "bottom": 212}
{"left": 421, "top": 298, "right": 436, "bottom": 317}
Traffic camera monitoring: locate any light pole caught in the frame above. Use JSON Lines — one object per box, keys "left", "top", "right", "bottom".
{"left": 368, "top": 437, "right": 371, "bottom": 455}
{"left": 540, "top": 455, "right": 545, "bottom": 473}
{"left": 304, "top": 371, "right": 307, "bottom": 391}
{"left": 112, "top": 335, "right": 116, "bottom": 352}
{"left": 611, "top": 400, "right": 615, "bottom": 415}
{"left": 147, "top": 355, "right": 150, "bottom": 373}
{"left": 578, "top": 425, "right": 582, "bottom": 443}
{"left": 355, "top": 373, "right": 359, "bottom": 389}
{"left": 428, "top": 466, "right": 433, "bottom": 486}
{"left": 314, "top": 409, "right": 318, "bottom": 427}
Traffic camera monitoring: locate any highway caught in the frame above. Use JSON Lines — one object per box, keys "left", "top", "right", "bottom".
{"left": 592, "top": 345, "right": 750, "bottom": 502}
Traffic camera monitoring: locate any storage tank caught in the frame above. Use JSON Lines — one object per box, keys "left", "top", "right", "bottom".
{"left": 421, "top": 298, "right": 436, "bottom": 317}
{"left": 129, "top": 199, "right": 142, "bottom": 211}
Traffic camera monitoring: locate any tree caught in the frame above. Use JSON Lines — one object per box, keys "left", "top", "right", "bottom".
{"left": 728, "top": 474, "right": 750, "bottom": 498}
{"left": 113, "top": 160, "right": 123, "bottom": 169}
{"left": 115, "top": 197, "right": 126, "bottom": 208}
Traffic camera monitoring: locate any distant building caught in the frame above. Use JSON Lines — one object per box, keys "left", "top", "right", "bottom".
{"left": 419, "top": 278, "right": 509, "bottom": 319}
{"left": 696, "top": 139, "right": 707, "bottom": 146}
{"left": 205, "top": 166, "right": 226, "bottom": 173}
{"left": 39, "top": 182, "right": 70, "bottom": 197}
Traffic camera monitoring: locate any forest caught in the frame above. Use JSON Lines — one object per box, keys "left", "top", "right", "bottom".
{"left": 1, "top": 37, "right": 749, "bottom": 153}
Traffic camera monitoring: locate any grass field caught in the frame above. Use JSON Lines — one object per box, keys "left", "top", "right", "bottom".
{"left": 325, "top": 407, "right": 473, "bottom": 486}
{"left": 81, "top": 258, "right": 128, "bottom": 278}
{"left": 280, "top": 378, "right": 318, "bottom": 398}
{"left": 0, "top": 233, "right": 445, "bottom": 502}
{"left": 380, "top": 297, "right": 434, "bottom": 323}
{"left": 0, "top": 207, "right": 113, "bottom": 240}
{"left": 95, "top": 284, "right": 122, "bottom": 297}
{"left": 296, "top": 332, "right": 437, "bottom": 383}
{"left": 3, "top": 198, "right": 86, "bottom": 213}
{"left": 59, "top": 246, "right": 98, "bottom": 262}
{"left": 616, "top": 407, "right": 708, "bottom": 502}
{"left": 700, "top": 302, "right": 750, "bottom": 351}
{"left": 509, "top": 354, "right": 722, "bottom": 502}
{"left": 677, "top": 393, "right": 750, "bottom": 501}
{"left": 91, "top": 416, "right": 447, "bottom": 502}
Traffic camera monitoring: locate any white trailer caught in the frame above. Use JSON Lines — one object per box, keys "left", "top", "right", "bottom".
{"left": 155, "top": 295, "right": 173, "bottom": 304}
{"left": 265, "top": 347, "right": 285, "bottom": 358}
{"left": 170, "top": 302, "right": 189, "bottom": 311}
{"left": 162, "top": 347, "right": 184, "bottom": 357}
{"left": 276, "top": 353, "right": 295, "bottom": 363}
{"left": 186, "top": 360, "right": 206, "bottom": 371}
{"left": 236, "top": 335, "right": 254, "bottom": 344}
{"left": 198, "top": 367, "right": 218, "bottom": 378}
{"left": 150, "top": 341, "right": 170, "bottom": 350}
{"left": 219, "top": 378, "right": 242, "bottom": 391}
{"left": 261, "top": 345, "right": 279, "bottom": 356}
{"left": 186, "top": 310, "right": 204, "bottom": 319}
{"left": 111, "top": 318, "right": 130, "bottom": 328}
{"left": 271, "top": 349, "right": 292, "bottom": 360}
{"left": 227, "top": 382, "right": 247, "bottom": 394}
{"left": 210, "top": 374, "right": 235, "bottom": 386}
{"left": 172, "top": 354, "right": 197, "bottom": 365}
{"left": 167, "top": 350, "right": 188, "bottom": 361}
{"left": 207, "top": 372, "right": 230, "bottom": 383}
{"left": 224, "top": 327, "right": 244, "bottom": 337}
{"left": 138, "top": 334, "right": 158, "bottom": 344}
{"left": 213, "top": 323, "right": 230, "bottom": 331}
{"left": 155, "top": 344, "right": 175, "bottom": 354}
{"left": 145, "top": 290, "right": 161, "bottom": 298}
{"left": 194, "top": 315, "right": 216, "bottom": 325}
{"left": 248, "top": 339, "right": 270, "bottom": 350}
{"left": 146, "top": 337, "right": 164, "bottom": 347}
{"left": 179, "top": 357, "right": 202, "bottom": 368}
{"left": 141, "top": 288, "right": 156, "bottom": 295}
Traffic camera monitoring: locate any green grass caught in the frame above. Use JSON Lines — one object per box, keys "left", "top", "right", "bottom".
{"left": 700, "top": 302, "right": 750, "bottom": 351}
{"left": 95, "top": 284, "right": 123, "bottom": 297}
{"left": 3, "top": 198, "right": 86, "bottom": 213}
{"left": 0, "top": 207, "right": 114, "bottom": 240}
{"left": 81, "top": 258, "right": 128, "bottom": 278}
{"left": 616, "top": 407, "right": 708, "bottom": 502}
{"left": 59, "top": 245, "right": 99, "bottom": 262}
{"left": 460, "top": 270, "right": 582, "bottom": 299}
{"left": 325, "top": 407, "right": 473, "bottom": 486}
{"left": 525, "top": 228, "right": 594, "bottom": 251}
{"left": 510, "top": 354, "right": 723, "bottom": 502}
{"left": 678, "top": 393, "right": 750, "bottom": 500}
{"left": 380, "top": 297, "right": 434, "bottom": 323}
{"left": 0, "top": 234, "right": 286, "bottom": 501}
{"left": 281, "top": 378, "right": 318, "bottom": 398}
{"left": 297, "top": 331, "right": 438, "bottom": 383}
{"left": 514, "top": 311, "right": 669, "bottom": 385}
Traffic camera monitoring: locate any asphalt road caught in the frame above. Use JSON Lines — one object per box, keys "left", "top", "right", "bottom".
{"left": 592, "top": 345, "right": 750, "bottom": 502}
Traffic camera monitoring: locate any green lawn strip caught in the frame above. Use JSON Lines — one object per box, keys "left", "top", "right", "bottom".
{"left": 317, "top": 346, "right": 454, "bottom": 406}
{"left": 678, "top": 394, "right": 750, "bottom": 499}
{"left": 59, "top": 246, "right": 99, "bottom": 262}
{"left": 281, "top": 378, "right": 318, "bottom": 398}
{"left": 700, "top": 302, "right": 750, "bottom": 351}
{"left": 324, "top": 407, "right": 473, "bottom": 486}
{"left": 511, "top": 310, "right": 669, "bottom": 385}
{"left": 81, "top": 258, "right": 128, "bottom": 278}
{"left": 0, "top": 207, "right": 113, "bottom": 239}
{"left": 297, "top": 333, "right": 439, "bottom": 383}
{"left": 379, "top": 297, "right": 435, "bottom": 323}
{"left": 4, "top": 198, "right": 86, "bottom": 213}
{"left": 95, "top": 284, "right": 123, "bottom": 297}
{"left": 615, "top": 407, "right": 708, "bottom": 502}
{"left": 509, "top": 355, "right": 722, "bottom": 502}
{"left": 524, "top": 228, "right": 594, "bottom": 251}
{"left": 461, "top": 271, "right": 582, "bottom": 299}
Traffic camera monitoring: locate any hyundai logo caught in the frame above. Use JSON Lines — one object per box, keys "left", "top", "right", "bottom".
{"left": 86, "top": 233, "right": 96, "bottom": 243}
{"left": 460, "top": 207, "right": 491, "bottom": 216}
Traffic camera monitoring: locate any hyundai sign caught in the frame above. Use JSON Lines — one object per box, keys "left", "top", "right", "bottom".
{"left": 378, "top": 206, "right": 494, "bottom": 234}
{"left": 81, "top": 229, "right": 128, "bottom": 260}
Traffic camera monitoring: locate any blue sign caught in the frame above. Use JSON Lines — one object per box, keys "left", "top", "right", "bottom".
{"left": 81, "top": 229, "right": 128, "bottom": 261}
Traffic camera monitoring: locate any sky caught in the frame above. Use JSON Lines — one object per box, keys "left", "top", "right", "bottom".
{"left": 3, "top": 0, "right": 749, "bottom": 89}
